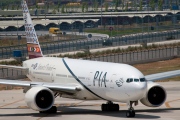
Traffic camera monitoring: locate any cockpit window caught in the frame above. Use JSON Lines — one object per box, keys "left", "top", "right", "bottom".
{"left": 126, "top": 78, "right": 133, "bottom": 83}
{"left": 134, "top": 79, "right": 139, "bottom": 82}
{"left": 127, "top": 78, "right": 146, "bottom": 83}
{"left": 140, "top": 78, "right": 146, "bottom": 82}
{"left": 129, "top": 78, "right": 133, "bottom": 82}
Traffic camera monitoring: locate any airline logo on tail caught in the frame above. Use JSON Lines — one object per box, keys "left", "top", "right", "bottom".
{"left": 27, "top": 44, "right": 41, "bottom": 53}
{"left": 21, "top": 0, "right": 43, "bottom": 59}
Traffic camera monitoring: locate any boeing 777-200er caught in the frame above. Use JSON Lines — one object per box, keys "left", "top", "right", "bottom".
{"left": 0, "top": 0, "right": 179, "bottom": 118}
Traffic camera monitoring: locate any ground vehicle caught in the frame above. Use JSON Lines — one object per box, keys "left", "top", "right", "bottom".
{"left": 49, "top": 27, "right": 62, "bottom": 34}
{"left": 166, "top": 35, "right": 175, "bottom": 40}
{"left": 102, "top": 39, "right": 112, "bottom": 46}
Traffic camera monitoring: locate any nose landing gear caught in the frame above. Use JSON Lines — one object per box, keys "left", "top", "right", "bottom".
{"left": 126, "top": 101, "right": 137, "bottom": 117}
{"left": 126, "top": 107, "right": 135, "bottom": 117}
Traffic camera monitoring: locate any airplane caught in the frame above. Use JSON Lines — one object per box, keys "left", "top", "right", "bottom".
{"left": 0, "top": 0, "right": 179, "bottom": 118}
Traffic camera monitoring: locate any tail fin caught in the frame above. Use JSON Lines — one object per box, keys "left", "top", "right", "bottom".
{"left": 21, "top": 0, "right": 43, "bottom": 59}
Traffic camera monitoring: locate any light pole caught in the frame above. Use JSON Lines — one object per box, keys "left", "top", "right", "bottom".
{"left": 117, "top": 15, "right": 118, "bottom": 36}
{"left": 111, "top": 5, "right": 112, "bottom": 37}
{"left": 101, "top": 0, "right": 102, "bottom": 26}
{"left": 142, "top": 13, "right": 144, "bottom": 33}
{"left": 17, "top": 20, "right": 18, "bottom": 36}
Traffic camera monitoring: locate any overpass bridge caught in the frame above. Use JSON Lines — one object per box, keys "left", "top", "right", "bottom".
{"left": 0, "top": 11, "right": 180, "bottom": 31}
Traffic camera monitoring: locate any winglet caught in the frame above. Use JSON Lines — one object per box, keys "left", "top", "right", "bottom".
{"left": 21, "top": 0, "right": 43, "bottom": 59}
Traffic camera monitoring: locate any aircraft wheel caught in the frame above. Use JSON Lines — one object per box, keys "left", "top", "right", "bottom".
{"left": 126, "top": 110, "right": 135, "bottom": 117}
{"left": 39, "top": 106, "right": 57, "bottom": 114}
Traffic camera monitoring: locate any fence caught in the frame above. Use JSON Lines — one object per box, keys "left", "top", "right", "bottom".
{"left": 85, "top": 47, "right": 180, "bottom": 65}
{"left": 0, "top": 30, "right": 180, "bottom": 59}
{"left": 0, "top": 68, "right": 26, "bottom": 79}
{"left": 0, "top": 46, "right": 179, "bottom": 79}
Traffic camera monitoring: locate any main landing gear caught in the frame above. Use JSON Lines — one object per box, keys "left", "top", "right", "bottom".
{"left": 126, "top": 101, "right": 137, "bottom": 117}
{"left": 101, "top": 101, "right": 119, "bottom": 111}
{"left": 39, "top": 106, "right": 57, "bottom": 114}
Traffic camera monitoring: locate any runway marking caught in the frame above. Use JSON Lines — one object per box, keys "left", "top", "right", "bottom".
{"left": 0, "top": 99, "right": 24, "bottom": 108}
{"left": 165, "top": 99, "right": 180, "bottom": 108}
{"left": 71, "top": 101, "right": 85, "bottom": 106}
{"left": 17, "top": 106, "right": 29, "bottom": 108}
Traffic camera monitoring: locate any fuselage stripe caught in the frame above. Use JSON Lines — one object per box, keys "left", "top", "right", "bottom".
{"left": 62, "top": 58, "right": 106, "bottom": 100}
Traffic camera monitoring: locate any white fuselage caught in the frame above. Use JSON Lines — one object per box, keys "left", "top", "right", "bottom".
{"left": 23, "top": 57, "right": 147, "bottom": 103}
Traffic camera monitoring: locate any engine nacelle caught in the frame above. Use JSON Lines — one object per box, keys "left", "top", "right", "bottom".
{"left": 140, "top": 82, "right": 166, "bottom": 107}
{"left": 25, "top": 86, "right": 54, "bottom": 111}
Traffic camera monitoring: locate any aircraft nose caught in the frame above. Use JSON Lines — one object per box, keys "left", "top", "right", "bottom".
{"left": 137, "top": 82, "right": 147, "bottom": 97}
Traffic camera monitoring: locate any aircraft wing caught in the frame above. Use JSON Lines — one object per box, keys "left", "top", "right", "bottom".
{"left": 0, "top": 65, "right": 29, "bottom": 74}
{"left": 0, "top": 79, "right": 81, "bottom": 94}
{"left": 145, "top": 70, "right": 180, "bottom": 81}
{"left": 0, "top": 65, "right": 28, "bottom": 70}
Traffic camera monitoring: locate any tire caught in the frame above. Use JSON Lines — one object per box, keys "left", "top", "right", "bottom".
{"left": 115, "top": 104, "right": 119, "bottom": 111}
{"left": 101, "top": 104, "right": 105, "bottom": 111}
{"left": 39, "top": 111, "right": 45, "bottom": 113}
{"left": 49, "top": 106, "right": 57, "bottom": 113}
{"left": 126, "top": 111, "right": 131, "bottom": 117}
{"left": 131, "top": 111, "right": 135, "bottom": 117}
{"left": 39, "top": 106, "right": 57, "bottom": 114}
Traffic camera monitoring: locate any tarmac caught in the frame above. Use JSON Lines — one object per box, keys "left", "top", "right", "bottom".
{"left": 0, "top": 81, "right": 180, "bottom": 120}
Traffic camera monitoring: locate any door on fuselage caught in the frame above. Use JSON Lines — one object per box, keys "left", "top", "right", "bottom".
{"left": 110, "top": 74, "right": 116, "bottom": 89}
{"left": 51, "top": 67, "right": 56, "bottom": 82}
{"left": 87, "top": 72, "right": 93, "bottom": 87}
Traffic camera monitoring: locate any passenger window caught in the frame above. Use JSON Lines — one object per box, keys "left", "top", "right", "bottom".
{"left": 134, "top": 79, "right": 139, "bottom": 82}
{"left": 140, "top": 78, "right": 146, "bottom": 82}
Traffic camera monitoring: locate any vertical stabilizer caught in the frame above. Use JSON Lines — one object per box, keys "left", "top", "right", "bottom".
{"left": 21, "top": 0, "right": 43, "bottom": 59}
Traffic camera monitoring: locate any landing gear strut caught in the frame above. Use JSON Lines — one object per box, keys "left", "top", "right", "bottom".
{"left": 126, "top": 101, "right": 136, "bottom": 117}
{"left": 39, "top": 106, "right": 57, "bottom": 114}
{"left": 101, "top": 101, "right": 119, "bottom": 111}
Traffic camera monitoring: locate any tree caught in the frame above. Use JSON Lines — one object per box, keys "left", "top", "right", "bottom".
{"left": 115, "top": 0, "right": 119, "bottom": 12}
{"left": 36, "top": 2, "right": 39, "bottom": 9}
{"left": 2, "top": 6, "right": 4, "bottom": 10}
{"left": 176, "top": 0, "right": 178, "bottom": 5}
{"left": 158, "top": 0, "right": 163, "bottom": 11}
{"left": 17, "top": 5, "right": 20, "bottom": 10}
{"left": 121, "top": 0, "right": 125, "bottom": 11}
{"left": 170, "top": 0, "right": 172, "bottom": 10}
{"left": 6, "top": 4, "right": 9, "bottom": 10}
{"left": 105, "top": 3, "right": 109, "bottom": 12}
{"left": 149, "top": 0, "right": 155, "bottom": 11}
{"left": 57, "top": 2, "right": 60, "bottom": 12}
{"left": 125, "top": 2, "right": 128, "bottom": 11}
{"left": 85, "top": 3, "right": 88, "bottom": 12}
{"left": 94, "top": 1, "right": 98, "bottom": 12}
{"left": 61, "top": 5, "right": 65, "bottom": 13}
{"left": 82, "top": 2, "right": 85, "bottom": 12}
{"left": 65, "top": 5, "right": 68, "bottom": 13}
{"left": 52, "top": 9, "right": 56, "bottom": 14}
{"left": 12, "top": 4, "right": 15, "bottom": 10}
{"left": 139, "top": 0, "right": 142, "bottom": 11}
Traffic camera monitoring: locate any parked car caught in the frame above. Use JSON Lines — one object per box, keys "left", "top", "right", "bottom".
{"left": 166, "top": 35, "right": 175, "bottom": 40}
{"left": 102, "top": 40, "right": 112, "bottom": 46}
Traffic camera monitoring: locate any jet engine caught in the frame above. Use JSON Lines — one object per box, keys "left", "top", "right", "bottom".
{"left": 140, "top": 82, "right": 166, "bottom": 107}
{"left": 25, "top": 86, "right": 54, "bottom": 111}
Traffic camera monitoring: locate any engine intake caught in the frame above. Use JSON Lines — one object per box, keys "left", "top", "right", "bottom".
{"left": 25, "top": 86, "right": 54, "bottom": 111}
{"left": 140, "top": 82, "right": 166, "bottom": 107}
